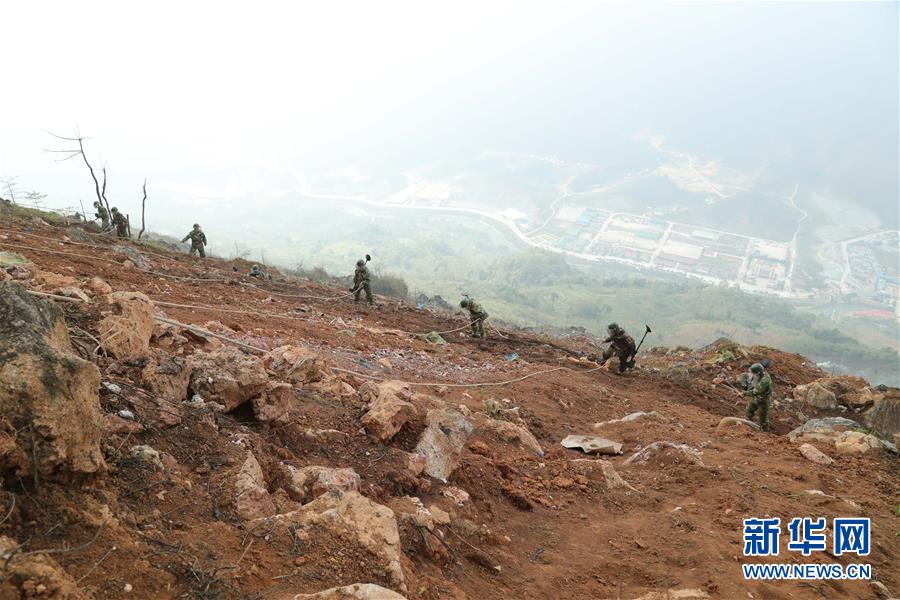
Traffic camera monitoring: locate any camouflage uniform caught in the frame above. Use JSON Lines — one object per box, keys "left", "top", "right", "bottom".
{"left": 745, "top": 369, "right": 773, "bottom": 431}
{"left": 94, "top": 203, "right": 110, "bottom": 230}
{"left": 601, "top": 326, "right": 636, "bottom": 373}
{"left": 353, "top": 263, "right": 373, "bottom": 305}
{"left": 111, "top": 210, "right": 129, "bottom": 239}
{"left": 182, "top": 228, "right": 207, "bottom": 257}
{"left": 464, "top": 300, "right": 488, "bottom": 338}
{"left": 249, "top": 264, "right": 269, "bottom": 280}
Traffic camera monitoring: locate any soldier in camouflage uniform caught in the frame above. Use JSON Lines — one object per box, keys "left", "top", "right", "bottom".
{"left": 460, "top": 298, "right": 488, "bottom": 339}
{"left": 599, "top": 322, "right": 637, "bottom": 373}
{"left": 352, "top": 259, "right": 374, "bottom": 305}
{"left": 94, "top": 201, "right": 110, "bottom": 230}
{"left": 181, "top": 223, "right": 207, "bottom": 257}
{"left": 744, "top": 363, "right": 773, "bottom": 431}
{"left": 249, "top": 264, "right": 270, "bottom": 280}
{"left": 110, "top": 207, "right": 129, "bottom": 239}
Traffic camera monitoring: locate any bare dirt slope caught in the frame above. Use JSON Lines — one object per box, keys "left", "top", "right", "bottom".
{"left": 0, "top": 212, "right": 897, "bottom": 600}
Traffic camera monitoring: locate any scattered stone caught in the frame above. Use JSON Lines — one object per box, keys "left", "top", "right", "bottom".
{"left": 598, "top": 459, "right": 638, "bottom": 491}
{"left": 288, "top": 583, "right": 407, "bottom": 600}
{"left": 787, "top": 417, "right": 861, "bottom": 444}
{"left": 625, "top": 442, "right": 705, "bottom": 467}
{"left": 429, "top": 505, "right": 450, "bottom": 525}
{"left": 715, "top": 417, "right": 761, "bottom": 432}
{"left": 300, "top": 429, "right": 350, "bottom": 445}
{"left": 130, "top": 445, "right": 163, "bottom": 469}
{"left": 264, "top": 345, "right": 335, "bottom": 389}
{"left": 282, "top": 465, "right": 361, "bottom": 503}
{"left": 0, "top": 536, "right": 87, "bottom": 599}
{"left": 259, "top": 490, "right": 406, "bottom": 592}
{"left": 560, "top": 435, "right": 623, "bottom": 455}
{"left": 441, "top": 486, "right": 470, "bottom": 505}
{"left": 834, "top": 431, "right": 882, "bottom": 455}
{"left": 468, "top": 440, "right": 491, "bottom": 456}
{"left": 252, "top": 382, "right": 296, "bottom": 424}
{"left": 189, "top": 348, "right": 268, "bottom": 411}
{"left": 593, "top": 411, "right": 666, "bottom": 429}
{"left": 0, "top": 283, "right": 106, "bottom": 479}
{"left": 391, "top": 496, "right": 434, "bottom": 530}
{"left": 793, "top": 382, "right": 838, "bottom": 409}
{"left": 798, "top": 443, "right": 834, "bottom": 466}
{"left": 140, "top": 348, "right": 191, "bottom": 403}
{"left": 399, "top": 451, "right": 426, "bottom": 477}
{"left": 863, "top": 398, "right": 900, "bottom": 440}
{"left": 98, "top": 291, "right": 154, "bottom": 360}
{"left": 415, "top": 407, "right": 474, "bottom": 482}
{"left": 361, "top": 382, "right": 418, "bottom": 443}
{"left": 32, "top": 270, "right": 78, "bottom": 290}
{"left": 105, "top": 414, "right": 143, "bottom": 435}
{"left": 6, "top": 266, "right": 31, "bottom": 280}
{"left": 54, "top": 287, "right": 90, "bottom": 303}
{"left": 478, "top": 420, "right": 543, "bottom": 458}
{"left": 112, "top": 245, "right": 151, "bottom": 270}
{"left": 235, "top": 452, "right": 276, "bottom": 521}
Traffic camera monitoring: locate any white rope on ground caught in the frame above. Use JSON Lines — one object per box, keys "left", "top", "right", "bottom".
{"left": 239, "top": 280, "right": 361, "bottom": 301}
{"left": 151, "top": 299, "right": 312, "bottom": 323}
{"left": 153, "top": 316, "right": 268, "bottom": 353}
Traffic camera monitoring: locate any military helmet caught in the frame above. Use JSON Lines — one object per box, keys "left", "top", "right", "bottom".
{"left": 607, "top": 322, "right": 620, "bottom": 331}
{"left": 750, "top": 363, "right": 764, "bottom": 374}
{"left": 356, "top": 259, "right": 365, "bottom": 267}
{"left": 460, "top": 299, "right": 470, "bottom": 308}
{"left": 193, "top": 223, "right": 200, "bottom": 228}
{"left": 111, "top": 207, "right": 119, "bottom": 212}
{"left": 93, "top": 201, "right": 101, "bottom": 207}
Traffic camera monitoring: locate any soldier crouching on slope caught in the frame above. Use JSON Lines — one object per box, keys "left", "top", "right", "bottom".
{"left": 182, "top": 223, "right": 207, "bottom": 257}
{"left": 110, "top": 207, "right": 129, "bottom": 239}
{"left": 249, "top": 264, "right": 270, "bottom": 280}
{"left": 460, "top": 297, "right": 488, "bottom": 339}
{"left": 743, "top": 362, "right": 773, "bottom": 431}
{"left": 599, "top": 322, "right": 636, "bottom": 374}
{"left": 352, "top": 258, "right": 374, "bottom": 306}
{"left": 94, "top": 201, "right": 110, "bottom": 230}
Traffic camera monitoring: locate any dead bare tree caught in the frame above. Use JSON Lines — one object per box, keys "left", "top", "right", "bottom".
{"left": 138, "top": 179, "right": 147, "bottom": 239}
{"left": 43, "top": 131, "right": 147, "bottom": 236}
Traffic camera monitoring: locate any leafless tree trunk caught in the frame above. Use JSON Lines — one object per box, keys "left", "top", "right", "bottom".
{"left": 138, "top": 179, "right": 147, "bottom": 239}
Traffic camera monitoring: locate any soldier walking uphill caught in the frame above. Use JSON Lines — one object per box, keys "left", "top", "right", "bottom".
{"left": 352, "top": 259, "right": 374, "bottom": 306}
{"left": 182, "top": 223, "right": 207, "bottom": 257}
{"left": 599, "top": 322, "right": 636, "bottom": 373}
{"left": 110, "top": 207, "right": 129, "bottom": 239}
{"left": 94, "top": 201, "right": 110, "bottom": 230}
{"left": 743, "top": 363, "right": 773, "bottom": 431}
{"left": 460, "top": 298, "right": 489, "bottom": 339}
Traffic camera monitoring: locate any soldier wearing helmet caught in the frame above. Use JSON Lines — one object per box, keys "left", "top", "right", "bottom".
{"left": 93, "top": 201, "right": 110, "bottom": 230}
{"left": 744, "top": 362, "right": 773, "bottom": 431}
{"left": 110, "top": 207, "right": 130, "bottom": 239}
{"left": 460, "top": 297, "right": 488, "bottom": 339}
{"left": 599, "top": 322, "right": 636, "bottom": 373}
{"left": 352, "top": 257, "right": 374, "bottom": 306}
{"left": 181, "top": 223, "right": 207, "bottom": 257}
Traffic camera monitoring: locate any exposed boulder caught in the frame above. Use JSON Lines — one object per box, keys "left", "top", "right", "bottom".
{"left": 98, "top": 291, "right": 154, "bottom": 360}
{"left": 570, "top": 458, "right": 638, "bottom": 492}
{"left": 281, "top": 465, "right": 361, "bottom": 503}
{"left": 792, "top": 382, "right": 837, "bottom": 409}
{"left": 625, "top": 442, "right": 705, "bottom": 467}
{"left": 594, "top": 411, "right": 666, "bottom": 429}
{"left": 560, "top": 435, "right": 623, "bottom": 455}
{"left": 863, "top": 398, "right": 900, "bottom": 440}
{"left": 0, "top": 535, "right": 88, "bottom": 599}
{"left": 235, "top": 452, "right": 276, "bottom": 521}
{"left": 258, "top": 490, "right": 405, "bottom": 593}
{"left": 140, "top": 348, "right": 191, "bottom": 403}
{"left": 265, "top": 345, "right": 339, "bottom": 393}
{"left": 289, "top": 583, "right": 407, "bottom": 600}
{"left": 414, "top": 407, "right": 473, "bottom": 482}
{"left": 0, "top": 282, "right": 105, "bottom": 479}
{"left": 798, "top": 443, "right": 834, "bottom": 466}
{"left": 189, "top": 348, "right": 268, "bottom": 411}
{"left": 716, "top": 417, "right": 761, "bottom": 432}
{"left": 360, "top": 382, "right": 418, "bottom": 443}
{"left": 478, "top": 420, "right": 543, "bottom": 458}
{"left": 32, "top": 269, "right": 78, "bottom": 291}
{"left": 252, "top": 382, "right": 296, "bottom": 424}
{"left": 834, "top": 431, "right": 882, "bottom": 455}
{"left": 130, "top": 444, "right": 164, "bottom": 469}
{"left": 787, "top": 417, "right": 861, "bottom": 444}
{"left": 84, "top": 276, "right": 113, "bottom": 298}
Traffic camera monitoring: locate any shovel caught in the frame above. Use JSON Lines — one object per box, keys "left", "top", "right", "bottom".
{"left": 624, "top": 324, "right": 652, "bottom": 369}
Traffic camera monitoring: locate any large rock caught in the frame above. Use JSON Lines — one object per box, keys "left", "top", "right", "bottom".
{"left": 0, "top": 535, "right": 89, "bottom": 599}
{"left": 281, "top": 465, "right": 361, "bottom": 503}
{"left": 265, "top": 345, "right": 336, "bottom": 390}
{"left": 414, "top": 407, "right": 473, "bottom": 482}
{"left": 189, "top": 348, "right": 268, "bottom": 411}
{"left": 360, "top": 382, "right": 418, "bottom": 443}
{"left": 625, "top": 442, "right": 705, "bottom": 467}
{"left": 0, "top": 283, "right": 105, "bottom": 479}
{"left": 252, "top": 382, "right": 296, "bottom": 424}
{"left": 258, "top": 490, "right": 405, "bottom": 593}
{"left": 478, "top": 420, "right": 543, "bottom": 458}
{"left": 793, "top": 382, "right": 838, "bottom": 409}
{"left": 863, "top": 398, "right": 900, "bottom": 440}
{"left": 787, "top": 417, "right": 861, "bottom": 444}
{"left": 594, "top": 411, "right": 667, "bottom": 429}
{"left": 560, "top": 435, "right": 623, "bottom": 455}
{"left": 798, "top": 443, "right": 834, "bottom": 466}
{"left": 834, "top": 431, "right": 882, "bottom": 455}
{"left": 141, "top": 348, "right": 191, "bottom": 403}
{"left": 98, "top": 291, "right": 154, "bottom": 360}
{"left": 235, "top": 452, "right": 276, "bottom": 521}
{"left": 289, "top": 583, "right": 407, "bottom": 599}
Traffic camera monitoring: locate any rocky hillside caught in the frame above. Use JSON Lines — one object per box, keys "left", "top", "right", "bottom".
{"left": 0, "top": 212, "right": 898, "bottom": 600}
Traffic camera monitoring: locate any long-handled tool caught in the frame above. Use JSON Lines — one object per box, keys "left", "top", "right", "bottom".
{"left": 624, "top": 324, "right": 652, "bottom": 369}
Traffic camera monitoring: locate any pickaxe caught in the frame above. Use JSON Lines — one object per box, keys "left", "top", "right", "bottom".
{"left": 624, "top": 324, "right": 652, "bottom": 369}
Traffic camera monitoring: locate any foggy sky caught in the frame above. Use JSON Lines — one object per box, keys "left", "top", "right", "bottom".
{"left": 1, "top": 1, "right": 897, "bottom": 228}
